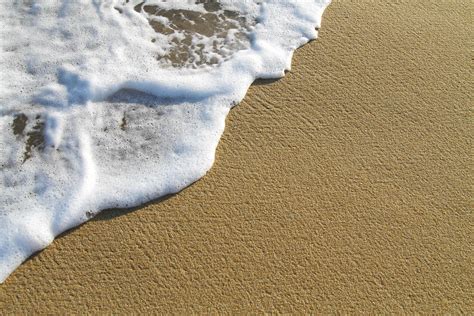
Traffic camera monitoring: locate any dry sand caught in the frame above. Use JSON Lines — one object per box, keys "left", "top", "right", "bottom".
{"left": 1, "top": 0, "right": 472, "bottom": 313}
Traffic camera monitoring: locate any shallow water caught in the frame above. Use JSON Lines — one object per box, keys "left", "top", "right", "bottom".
{"left": 0, "top": 0, "right": 330, "bottom": 282}
{"left": 133, "top": 0, "right": 255, "bottom": 67}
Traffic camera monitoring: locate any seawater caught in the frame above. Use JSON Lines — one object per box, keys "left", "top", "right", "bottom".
{"left": 0, "top": 0, "right": 331, "bottom": 282}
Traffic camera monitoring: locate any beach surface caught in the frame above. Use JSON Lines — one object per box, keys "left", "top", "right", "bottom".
{"left": 1, "top": 0, "right": 472, "bottom": 313}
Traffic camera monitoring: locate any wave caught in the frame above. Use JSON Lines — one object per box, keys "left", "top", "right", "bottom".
{"left": 0, "top": 0, "right": 331, "bottom": 282}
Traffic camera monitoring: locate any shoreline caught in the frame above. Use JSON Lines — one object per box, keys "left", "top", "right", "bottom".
{"left": 1, "top": 1, "right": 471, "bottom": 313}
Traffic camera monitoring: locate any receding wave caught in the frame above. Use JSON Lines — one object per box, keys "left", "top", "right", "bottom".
{"left": 0, "top": 0, "right": 331, "bottom": 282}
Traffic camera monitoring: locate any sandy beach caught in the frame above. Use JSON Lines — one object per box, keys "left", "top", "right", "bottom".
{"left": 1, "top": 0, "right": 472, "bottom": 313}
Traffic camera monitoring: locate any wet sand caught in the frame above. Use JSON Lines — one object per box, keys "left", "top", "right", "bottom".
{"left": 1, "top": 1, "right": 472, "bottom": 313}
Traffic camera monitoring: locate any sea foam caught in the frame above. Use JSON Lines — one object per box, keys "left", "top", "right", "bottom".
{"left": 0, "top": 0, "right": 330, "bottom": 282}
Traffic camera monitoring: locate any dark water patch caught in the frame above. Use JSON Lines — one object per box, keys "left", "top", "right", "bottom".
{"left": 120, "top": 114, "right": 127, "bottom": 131}
{"left": 132, "top": 0, "right": 256, "bottom": 68}
{"left": 195, "top": 0, "right": 222, "bottom": 12}
{"left": 133, "top": 1, "right": 143, "bottom": 13}
{"left": 23, "top": 118, "right": 46, "bottom": 163}
{"left": 12, "top": 113, "right": 28, "bottom": 136}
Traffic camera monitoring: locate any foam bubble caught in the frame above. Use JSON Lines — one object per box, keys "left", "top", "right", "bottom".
{"left": 0, "top": 0, "right": 331, "bottom": 282}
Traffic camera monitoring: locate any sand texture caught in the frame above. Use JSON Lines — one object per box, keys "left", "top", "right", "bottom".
{"left": 1, "top": 0, "right": 472, "bottom": 313}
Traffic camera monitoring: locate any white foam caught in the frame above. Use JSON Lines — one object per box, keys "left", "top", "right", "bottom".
{"left": 0, "top": 0, "right": 331, "bottom": 282}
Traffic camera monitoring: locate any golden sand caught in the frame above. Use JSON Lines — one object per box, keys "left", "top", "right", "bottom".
{"left": 1, "top": 1, "right": 472, "bottom": 313}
